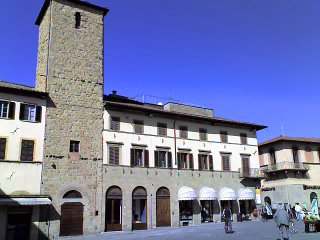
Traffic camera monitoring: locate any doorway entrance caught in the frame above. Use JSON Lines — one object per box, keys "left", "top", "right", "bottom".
{"left": 105, "top": 186, "right": 122, "bottom": 231}
{"left": 132, "top": 187, "right": 147, "bottom": 230}
{"left": 60, "top": 202, "right": 83, "bottom": 236}
{"left": 201, "top": 200, "right": 213, "bottom": 222}
{"left": 156, "top": 187, "right": 171, "bottom": 227}
{"left": 6, "top": 207, "right": 31, "bottom": 240}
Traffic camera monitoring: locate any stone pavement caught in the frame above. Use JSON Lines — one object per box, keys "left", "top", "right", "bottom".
{"left": 60, "top": 220, "right": 318, "bottom": 240}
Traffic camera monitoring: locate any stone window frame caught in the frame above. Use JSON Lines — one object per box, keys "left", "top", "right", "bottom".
{"left": 220, "top": 152, "right": 231, "bottom": 171}
{"left": 0, "top": 136, "right": 8, "bottom": 160}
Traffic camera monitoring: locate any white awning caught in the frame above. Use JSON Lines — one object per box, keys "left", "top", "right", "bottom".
{"left": 219, "top": 187, "right": 236, "bottom": 201}
{"left": 0, "top": 198, "right": 52, "bottom": 205}
{"left": 178, "top": 186, "right": 197, "bottom": 201}
{"left": 238, "top": 188, "right": 255, "bottom": 200}
{"left": 199, "top": 187, "right": 217, "bottom": 200}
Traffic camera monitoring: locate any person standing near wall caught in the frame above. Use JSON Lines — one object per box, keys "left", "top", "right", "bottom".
{"left": 295, "top": 204, "right": 302, "bottom": 221}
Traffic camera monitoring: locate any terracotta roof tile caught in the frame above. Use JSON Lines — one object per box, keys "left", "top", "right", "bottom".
{"left": 259, "top": 136, "right": 320, "bottom": 146}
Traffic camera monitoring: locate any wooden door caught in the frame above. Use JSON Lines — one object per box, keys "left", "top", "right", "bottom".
{"left": 106, "top": 199, "right": 122, "bottom": 231}
{"left": 156, "top": 188, "right": 171, "bottom": 227}
{"left": 60, "top": 203, "right": 83, "bottom": 236}
{"left": 242, "top": 157, "right": 250, "bottom": 176}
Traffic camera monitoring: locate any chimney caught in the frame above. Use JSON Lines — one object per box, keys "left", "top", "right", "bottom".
{"left": 112, "top": 90, "right": 117, "bottom": 96}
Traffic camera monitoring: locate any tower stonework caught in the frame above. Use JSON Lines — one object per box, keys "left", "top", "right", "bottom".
{"left": 35, "top": 0, "right": 108, "bottom": 238}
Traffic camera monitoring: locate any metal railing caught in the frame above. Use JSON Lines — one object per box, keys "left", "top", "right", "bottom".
{"left": 261, "top": 162, "right": 309, "bottom": 172}
{"left": 239, "top": 168, "right": 265, "bottom": 178}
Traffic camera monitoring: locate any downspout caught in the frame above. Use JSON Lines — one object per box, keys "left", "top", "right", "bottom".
{"left": 174, "top": 120, "right": 177, "bottom": 165}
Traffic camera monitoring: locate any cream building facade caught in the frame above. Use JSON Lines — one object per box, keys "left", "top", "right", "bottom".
{"left": 0, "top": 0, "right": 267, "bottom": 239}
{"left": 259, "top": 136, "right": 320, "bottom": 212}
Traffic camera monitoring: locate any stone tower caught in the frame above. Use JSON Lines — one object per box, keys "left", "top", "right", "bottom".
{"left": 35, "top": 0, "right": 108, "bottom": 238}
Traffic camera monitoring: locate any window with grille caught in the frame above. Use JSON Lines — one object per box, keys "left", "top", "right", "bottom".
{"left": 221, "top": 155, "right": 230, "bottom": 171}
{"left": 19, "top": 104, "right": 41, "bottom": 122}
{"left": 179, "top": 126, "right": 188, "bottom": 139}
{"left": 240, "top": 133, "right": 247, "bottom": 145}
{"left": 110, "top": 116, "right": 120, "bottom": 131}
{"left": 0, "top": 138, "right": 7, "bottom": 160}
{"left": 134, "top": 120, "right": 144, "bottom": 134}
{"left": 69, "top": 140, "right": 80, "bottom": 153}
{"left": 20, "top": 140, "right": 34, "bottom": 161}
{"left": 220, "top": 131, "right": 228, "bottom": 143}
{"left": 0, "top": 101, "right": 15, "bottom": 119}
{"left": 109, "top": 145, "right": 120, "bottom": 165}
{"left": 199, "top": 128, "right": 207, "bottom": 141}
{"left": 157, "top": 123, "right": 167, "bottom": 136}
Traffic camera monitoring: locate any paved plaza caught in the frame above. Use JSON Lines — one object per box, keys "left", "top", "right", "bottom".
{"left": 60, "top": 220, "right": 318, "bottom": 240}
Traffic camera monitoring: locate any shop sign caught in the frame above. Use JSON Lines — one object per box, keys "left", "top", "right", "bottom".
{"left": 255, "top": 189, "right": 261, "bottom": 204}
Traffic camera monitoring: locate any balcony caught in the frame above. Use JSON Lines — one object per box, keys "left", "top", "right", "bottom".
{"left": 261, "top": 162, "right": 309, "bottom": 173}
{"left": 239, "top": 168, "right": 265, "bottom": 179}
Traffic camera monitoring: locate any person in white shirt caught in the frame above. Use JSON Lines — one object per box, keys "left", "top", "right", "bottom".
{"left": 294, "top": 203, "right": 302, "bottom": 220}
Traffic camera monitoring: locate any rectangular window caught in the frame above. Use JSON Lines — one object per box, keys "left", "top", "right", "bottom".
{"left": 110, "top": 116, "right": 120, "bottom": 131}
{"left": 0, "top": 101, "right": 9, "bottom": 118}
{"left": 178, "top": 152, "right": 193, "bottom": 170}
{"left": 20, "top": 140, "right": 34, "bottom": 161}
{"left": 134, "top": 120, "right": 144, "bottom": 134}
{"left": 109, "top": 145, "right": 120, "bottom": 165}
{"left": 199, "top": 128, "right": 207, "bottom": 141}
{"left": 179, "top": 126, "right": 188, "bottom": 139}
{"left": 75, "top": 12, "right": 81, "bottom": 28}
{"left": 154, "top": 150, "right": 172, "bottom": 168}
{"left": 241, "top": 156, "right": 250, "bottom": 176}
{"left": 240, "top": 133, "right": 247, "bottom": 145}
{"left": 220, "top": 131, "right": 228, "bottom": 143}
{"left": 0, "top": 138, "right": 7, "bottom": 160}
{"left": 221, "top": 155, "right": 230, "bottom": 171}
{"left": 69, "top": 140, "right": 80, "bottom": 153}
{"left": 157, "top": 123, "right": 167, "bottom": 136}
{"left": 19, "top": 104, "right": 41, "bottom": 122}
{"left": 131, "top": 148, "right": 149, "bottom": 167}
{"left": 198, "top": 154, "right": 208, "bottom": 170}
{"left": 269, "top": 150, "right": 276, "bottom": 164}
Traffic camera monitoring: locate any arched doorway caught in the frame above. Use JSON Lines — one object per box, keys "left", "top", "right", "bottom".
{"left": 60, "top": 190, "right": 83, "bottom": 236}
{"left": 156, "top": 187, "right": 171, "bottom": 227}
{"left": 132, "top": 187, "right": 147, "bottom": 230}
{"left": 105, "top": 186, "right": 122, "bottom": 231}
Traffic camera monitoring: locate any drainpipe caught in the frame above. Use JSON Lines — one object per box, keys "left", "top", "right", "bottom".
{"left": 174, "top": 120, "right": 177, "bottom": 165}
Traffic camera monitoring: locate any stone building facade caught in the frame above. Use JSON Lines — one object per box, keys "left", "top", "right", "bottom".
{"left": 0, "top": 0, "right": 268, "bottom": 239}
{"left": 259, "top": 136, "right": 320, "bottom": 212}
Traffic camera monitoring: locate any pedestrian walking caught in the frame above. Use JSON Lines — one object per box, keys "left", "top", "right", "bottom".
{"left": 222, "top": 205, "right": 232, "bottom": 233}
{"left": 260, "top": 205, "right": 267, "bottom": 221}
{"left": 274, "top": 207, "right": 290, "bottom": 240}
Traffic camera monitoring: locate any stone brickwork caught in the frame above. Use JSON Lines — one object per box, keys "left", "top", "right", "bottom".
{"left": 102, "top": 165, "right": 258, "bottom": 231}
{"left": 35, "top": 0, "right": 106, "bottom": 238}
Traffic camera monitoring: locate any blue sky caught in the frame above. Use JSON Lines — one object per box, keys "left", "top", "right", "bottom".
{"left": 0, "top": 0, "right": 319, "bottom": 142}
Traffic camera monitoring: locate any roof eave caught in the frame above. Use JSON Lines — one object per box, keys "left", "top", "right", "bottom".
{"left": 0, "top": 86, "right": 48, "bottom": 99}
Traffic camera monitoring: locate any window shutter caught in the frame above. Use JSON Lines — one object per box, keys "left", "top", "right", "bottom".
{"left": 8, "top": 102, "right": 15, "bottom": 119}
{"left": 115, "top": 147, "right": 119, "bottom": 165}
{"left": 154, "top": 151, "right": 159, "bottom": 167}
{"left": 19, "top": 104, "right": 25, "bottom": 120}
{"left": 189, "top": 153, "right": 194, "bottom": 170}
{"left": 177, "top": 152, "right": 182, "bottom": 169}
{"left": 36, "top": 106, "right": 42, "bottom": 122}
{"left": 168, "top": 152, "right": 172, "bottom": 169}
{"left": 0, "top": 138, "right": 6, "bottom": 160}
{"left": 21, "top": 140, "right": 34, "bottom": 161}
{"left": 109, "top": 147, "right": 114, "bottom": 165}
{"left": 144, "top": 150, "right": 149, "bottom": 167}
{"left": 198, "top": 154, "right": 202, "bottom": 170}
{"left": 130, "top": 148, "right": 135, "bottom": 167}
{"left": 209, "top": 155, "right": 213, "bottom": 171}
